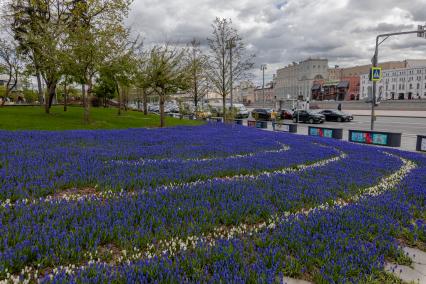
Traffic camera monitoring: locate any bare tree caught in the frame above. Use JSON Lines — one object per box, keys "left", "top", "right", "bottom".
{"left": 207, "top": 18, "right": 254, "bottom": 118}
{"left": 185, "top": 38, "right": 210, "bottom": 110}
{"left": 0, "top": 38, "right": 22, "bottom": 105}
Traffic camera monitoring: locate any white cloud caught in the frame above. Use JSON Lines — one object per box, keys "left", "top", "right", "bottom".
{"left": 127, "top": 0, "right": 426, "bottom": 84}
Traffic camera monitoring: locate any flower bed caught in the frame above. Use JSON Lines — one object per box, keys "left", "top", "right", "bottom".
{"left": 0, "top": 124, "right": 425, "bottom": 283}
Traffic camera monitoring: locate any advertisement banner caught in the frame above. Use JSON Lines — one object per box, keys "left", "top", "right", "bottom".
{"left": 309, "top": 128, "right": 320, "bottom": 136}
{"left": 422, "top": 137, "right": 426, "bottom": 151}
{"left": 351, "top": 131, "right": 389, "bottom": 146}
{"left": 372, "top": 133, "right": 388, "bottom": 145}
{"left": 351, "top": 132, "right": 365, "bottom": 143}
{"left": 323, "top": 129, "right": 333, "bottom": 138}
{"left": 276, "top": 124, "right": 290, "bottom": 132}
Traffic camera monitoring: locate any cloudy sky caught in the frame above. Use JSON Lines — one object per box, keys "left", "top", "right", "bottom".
{"left": 126, "top": 0, "right": 426, "bottom": 84}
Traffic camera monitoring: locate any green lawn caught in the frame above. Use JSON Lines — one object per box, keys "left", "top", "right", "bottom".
{"left": 0, "top": 106, "right": 203, "bottom": 130}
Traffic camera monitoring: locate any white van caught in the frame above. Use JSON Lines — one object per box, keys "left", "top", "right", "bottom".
{"left": 208, "top": 103, "right": 249, "bottom": 118}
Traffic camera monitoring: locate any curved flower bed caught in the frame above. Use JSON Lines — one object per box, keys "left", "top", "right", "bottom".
{"left": 0, "top": 124, "right": 425, "bottom": 283}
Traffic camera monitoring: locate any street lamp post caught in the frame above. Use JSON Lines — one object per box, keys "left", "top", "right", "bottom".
{"left": 261, "top": 64, "right": 267, "bottom": 108}
{"left": 226, "top": 38, "right": 237, "bottom": 109}
{"left": 370, "top": 25, "right": 426, "bottom": 130}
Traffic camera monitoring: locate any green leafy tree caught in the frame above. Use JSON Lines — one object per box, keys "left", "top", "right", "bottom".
{"left": 0, "top": 37, "right": 23, "bottom": 105}
{"left": 135, "top": 48, "right": 155, "bottom": 115}
{"left": 93, "top": 69, "right": 117, "bottom": 107}
{"left": 22, "top": 88, "right": 38, "bottom": 103}
{"left": 145, "top": 45, "right": 191, "bottom": 127}
{"left": 8, "top": 0, "right": 69, "bottom": 113}
{"left": 64, "top": 0, "right": 132, "bottom": 123}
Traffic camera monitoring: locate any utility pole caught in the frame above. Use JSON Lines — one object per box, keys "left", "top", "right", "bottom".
{"left": 370, "top": 25, "right": 426, "bottom": 130}
{"left": 227, "top": 38, "right": 236, "bottom": 109}
{"left": 261, "top": 64, "right": 267, "bottom": 108}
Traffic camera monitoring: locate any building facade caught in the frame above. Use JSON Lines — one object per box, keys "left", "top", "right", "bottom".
{"left": 234, "top": 81, "right": 255, "bottom": 105}
{"left": 327, "top": 61, "right": 406, "bottom": 81}
{"left": 274, "top": 58, "right": 329, "bottom": 101}
{"left": 254, "top": 82, "right": 274, "bottom": 104}
{"left": 311, "top": 76, "right": 360, "bottom": 101}
{"left": 360, "top": 66, "right": 426, "bottom": 100}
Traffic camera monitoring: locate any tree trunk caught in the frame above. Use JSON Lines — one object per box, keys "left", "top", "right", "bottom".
{"left": 123, "top": 87, "right": 128, "bottom": 111}
{"left": 85, "top": 80, "right": 92, "bottom": 123}
{"left": 222, "top": 46, "right": 227, "bottom": 119}
{"left": 116, "top": 83, "right": 121, "bottom": 116}
{"left": 137, "top": 88, "right": 141, "bottom": 111}
{"left": 64, "top": 82, "right": 68, "bottom": 112}
{"left": 63, "top": 79, "right": 68, "bottom": 112}
{"left": 82, "top": 84, "right": 85, "bottom": 109}
{"left": 44, "top": 83, "right": 56, "bottom": 114}
{"left": 222, "top": 95, "right": 226, "bottom": 119}
{"left": 35, "top": 73, "right": 43, "bottom": 105}
{"left": 159, "top": 94, "right": 165, "bottom": 128}
{"left": 44, "top": 89, "right": 49, "bottom": 114}
{"left": 64, "top": 92, "right": 67, "bottom": 112}
{"left": 143, "top": 90, "right": 148, "bottom": 115}
{"left": 82, "top": 84, "right": 89, "bottom": 124}
{"left": 48, "top": 86, "right": 55, "bottom": 108}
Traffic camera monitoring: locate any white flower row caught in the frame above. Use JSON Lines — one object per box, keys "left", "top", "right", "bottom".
{"left": 0, "top": 148, "right": 349, "bottom": 283}
{"left": 110, "top": 142, "right": 290, "bottom": 165}
{"left": 0, "top": 146, "right": 343, "bottom": 208}
{"left": 120, "top": 154, "right": 416, "bottom": 264}
{"left": 6, "top": 151, "right": 412, "bottom": 284}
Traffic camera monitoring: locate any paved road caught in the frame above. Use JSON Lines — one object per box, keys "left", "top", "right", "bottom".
{"left": 321, "top": 116, "right": 426, "bottom": 136}
{"left": 243, "top": 116, "right": 426, "bottom": 152}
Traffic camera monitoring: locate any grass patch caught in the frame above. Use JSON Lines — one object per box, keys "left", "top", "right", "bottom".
{"left": 0, "top": 105, "right": 203, "bottom": 130}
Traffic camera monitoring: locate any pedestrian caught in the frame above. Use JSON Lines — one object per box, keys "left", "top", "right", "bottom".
{"left": 337, "top": 103, "right": 342, "bottom": 111}
{"left": 271, "top": 109, "right": 277, "bottom": 131}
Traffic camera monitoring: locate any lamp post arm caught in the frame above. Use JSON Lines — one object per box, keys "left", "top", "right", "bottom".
{"left": 370, "top": 29, "right": 424, "bottom": 131}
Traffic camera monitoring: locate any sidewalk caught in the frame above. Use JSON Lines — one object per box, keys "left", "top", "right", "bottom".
{"left": 337, "top": 110, "right": 426, "bottom": 118}
{"left": 245, "top": 120, "right": 420, "bottom": 153}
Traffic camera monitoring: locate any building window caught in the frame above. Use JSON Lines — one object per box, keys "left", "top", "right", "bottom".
{"left": 417, "top": 83, "right": 420, "bottom": 89}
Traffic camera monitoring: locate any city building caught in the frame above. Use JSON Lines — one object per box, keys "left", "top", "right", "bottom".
{"left": 311, "top": 59, "right": 426, "bottom": 101}
{"left": 274, "top": 58, "right": 329, "bottom": 101}
{"left": 254, "top": 82, "right": 274, "bottom": 104}
{"left": 312, "top": 76, "right": 360, "bottom": 101}
{"left": 327, "top": 59, "right": 426, "bottom": 81}
{"left": 360, "top": 66, "right": 426, "bottom": 100}
{"left": 234, "top": 81, "right": 255, "bottom": 105}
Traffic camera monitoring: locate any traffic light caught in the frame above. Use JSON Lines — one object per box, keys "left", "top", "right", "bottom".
{"left": 418, "top": 25, "right": 426, "bottom": 38}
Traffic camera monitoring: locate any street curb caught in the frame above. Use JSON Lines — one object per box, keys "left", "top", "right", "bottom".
{"left": 352, "top": 114, "right": 426, "bottom": 119}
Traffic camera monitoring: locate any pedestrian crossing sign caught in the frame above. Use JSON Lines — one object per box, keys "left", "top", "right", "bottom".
{"left": 370, "top": 67, "right": 382, "bottom": 82}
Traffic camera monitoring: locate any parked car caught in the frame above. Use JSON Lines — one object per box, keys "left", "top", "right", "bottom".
{"left": 251, "top": 108, "right": 272, "bottom": 121}
{"left": 208, "top": 103, "right": 249, "bottom": 118}
{"left": 278, "top": 109, "right": 293, "bottom": 120}
{"left": 195, "top": 110, "right": 212, "bottom": 119}
{"left": 233, "top": 103, "right": 250, "bottom": 119}
{"left": 318, "top": 110, "right": 353, "bottom": 122}
{"left": 292, "top": 110, "right": 325, "bottom": 124}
